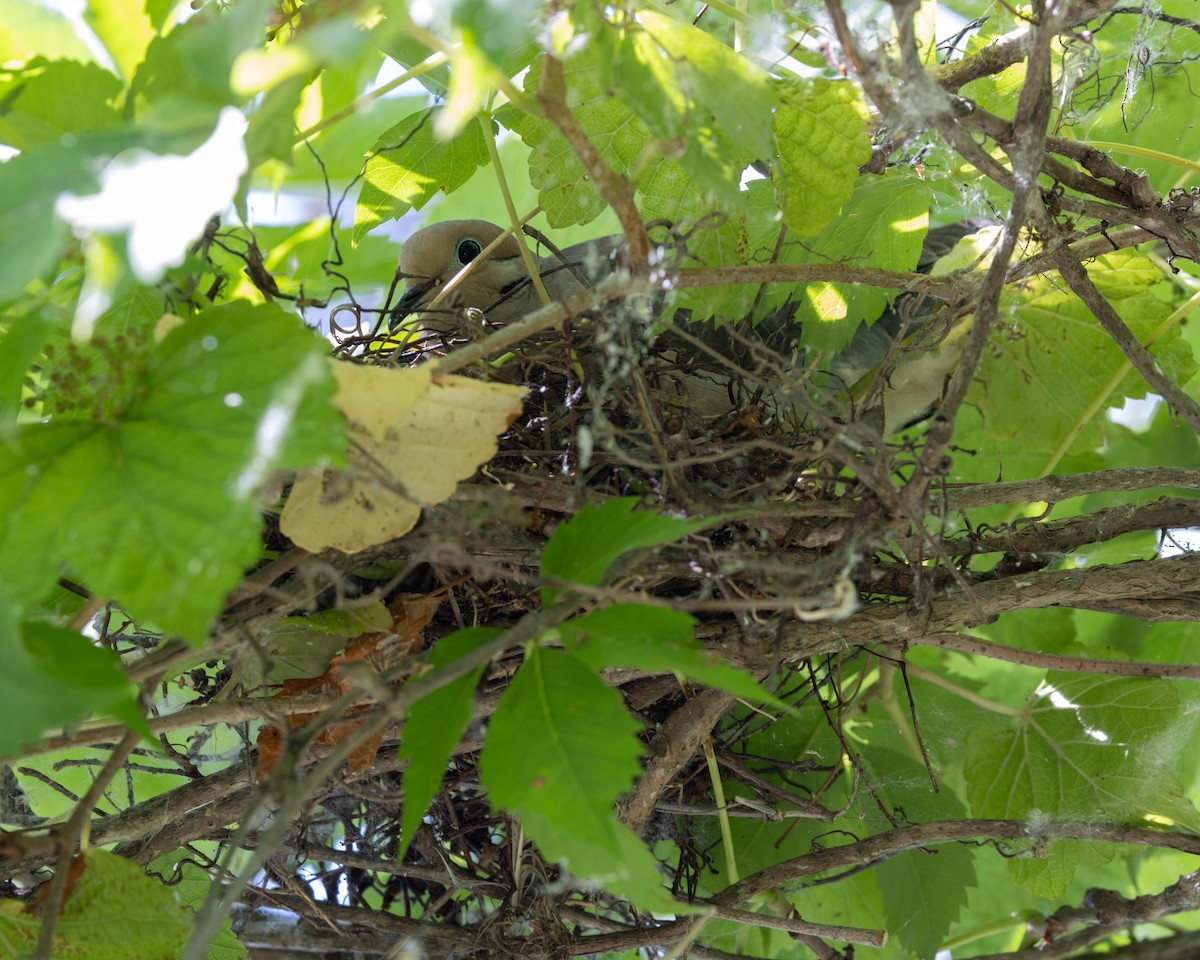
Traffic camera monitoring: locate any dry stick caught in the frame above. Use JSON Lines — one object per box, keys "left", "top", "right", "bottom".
{"left": 1052, "top": 246, "right": 1200, "bottom": 433}
{"left": 713, "top": 905, "right": 886, "bottom": 949}
{"left": 930, "top": 0, "right": 1121, "bottom": 90}
{"left": 911, "top": 0, "right": 1070, "bottom": 510}
{"left": 938, "top": 466, "right": 1200, "bottom": 509}
{"left": 671, "top": 262, "right": 961, "bottom": 297}
{"left": 571, "top": 819, "right": 1200, "bottom": 954}
{"left": 429, "top": 273, "right": 650, "bottom": 376}
{"left": 713, "top": 818, "right": 1200, "bottom": 907}
{"left": 32, "top": 728, "right": 141, "bottom": 960}
{"left": 915, "top": 495, "right": 1200, "bottom": 558}
{"left": 537, "top": 50, "right": 649, "bottom": 268}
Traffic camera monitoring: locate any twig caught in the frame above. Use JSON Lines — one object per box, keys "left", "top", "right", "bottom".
{"left": 537, "top": 49, "right": 649, "bottom": 267}
{"left": 909, "top": 631, "right": 1200, "bottom": 680}
{"left": 1051, "top": 245, "right": 1200, "bottom": 433}
{"left": 32, "top": 729, "right": 141, "bottom": 959}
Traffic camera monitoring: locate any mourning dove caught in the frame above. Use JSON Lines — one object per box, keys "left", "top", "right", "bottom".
{"left": 391, "top": 219, "right": 622, "bottom": 328}
{"left": 390, "top": 219, "right": 980, "bottom": 434}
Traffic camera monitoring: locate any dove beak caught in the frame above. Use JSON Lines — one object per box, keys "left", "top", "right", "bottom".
{"left": 389, "top": 279, "right": 436, "bottom": 330}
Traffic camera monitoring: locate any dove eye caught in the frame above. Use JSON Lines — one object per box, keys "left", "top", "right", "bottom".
{"left": 456, "top": 238, "right": 483, "bottom": 264}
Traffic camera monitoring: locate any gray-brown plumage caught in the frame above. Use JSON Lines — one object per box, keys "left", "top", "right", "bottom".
{"left": 391, "top": 219, "right": 983, "bottom": 434}
{"left": 391, "top": 220, "right": 622, "bottom": 327}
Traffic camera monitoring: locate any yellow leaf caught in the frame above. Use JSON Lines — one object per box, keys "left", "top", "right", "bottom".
{"left": 280, "top": 362, "right": 525, "bottom": 552}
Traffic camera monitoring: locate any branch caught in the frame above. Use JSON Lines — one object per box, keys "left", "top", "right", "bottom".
{"left": 911, "top": 631, "right": 1200, "bottom": 680}
{"left": 537, "top": 50, "right": 649, "bottom": 267}
{"left": 925, "top": 496, "right": 1200, "bottom": 558}
{"left": 713, "top": 818, "right": 1200, "bottom": 907}
{"left": 769, "top": 554, "right": 1200, "bottom": 660}
{"left": 618, "top": 688, "right": 734, "bottom": 835}
{"left": 1051, "top": 245, "right": 1200, "bottom": 433}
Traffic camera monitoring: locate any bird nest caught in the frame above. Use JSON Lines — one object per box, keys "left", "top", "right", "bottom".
{"left": 230, "top": 280, "right": 955, "bottom": 960}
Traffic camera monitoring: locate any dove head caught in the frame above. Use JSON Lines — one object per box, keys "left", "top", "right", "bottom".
{"left": 393, "top": 220, "right": 522, "bottom": 322}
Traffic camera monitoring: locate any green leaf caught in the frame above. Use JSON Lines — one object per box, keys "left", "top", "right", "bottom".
{"left": 769, "top": 173, "right": 930, "bottom": 357}
{"left": 397, "top": 627, "right": 502, "bottom": 860}
{"left": 972, "top": 250, "right": 1195, "bottom": 453}
{"left": 372, "top": 24, "right": 451, "bottom": 96}
{"left": 0, "top": 302, "right": 343, "bottom": 641}
{"left": 965, "top": 673, "right": 1200, "bottom": 892}
{"left": 0, "top": 598, "right": 140, "bottom": 756}
{"left": 637, "top": 13, "right": 774, "bottom": 158}
{"left": 1005, "top": 841, "right": 1082, "bottom": 899}
{"left": 244, "top": 75, "right": 306, "bottom": 167}
{"left": 353, "top": 108, "right": 490, "bottom": 244}
{"left": 0, "top": 310, "right": 53, "bottom": 437}
{"left": 0, "top": 60, "right": 122, "bottom": 150}
{"left": 772, "top": 78, "right": 872, "bottom": 238}
{"left": 508, "top": 49, "right": 653, "bottom": 227}
{"left": 146, "top": 852, "right": 248, "bottom": 960}
{"left": 611, "top": 11, "right": 774, "bottom": 200}
{"left": 0, "top": 849, "right": 192, "bottom": 959}
{"left": 85, "top": 0, "right": 155, "bottom": 83}
{"left": 0, "top": 0, "right": 93, "bottom": 63}
{"left": 289, "top": 602, "right": 394, "bottom": 638}
{"left": 480, "top": 645, "right": 675, "bottom": 909}
{"left": 539, "top": 497, "right": 712, "bottom": 606}
{"left": 559, "top": 604, "right": 784, "bottom": 708}
{"left": 0, "top": 143, "right": 92, "bottom": 301}
{"left": 861, "top": 749, "right": 976, "bottom": 957}
{"left": 129, "top": 0, "right": 274, "bottom": 116}
{"left": 448, "top": 0, "right": 540, "bottom": 74}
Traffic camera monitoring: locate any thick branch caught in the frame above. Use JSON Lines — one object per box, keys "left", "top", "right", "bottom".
{"left": 769, "top": 554, "right": 1200, "bottom": 659}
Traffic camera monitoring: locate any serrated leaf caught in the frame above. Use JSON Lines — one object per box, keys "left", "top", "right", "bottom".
{"left": 397, "top": 627, "right": 501, "bottom": 860}
{"left": 508, "top": 50, "right": 652, "bottom": 227}
{"left": 0, "top": 849, "right": 192, "bottom": 959}
{"left": 611, "top": 11, "right": 773, "bottom": 200}
{"left": 773, "top": 78, "right": 872, "bottom": 238}
{"left": 539, "top": 497, "right": 712, "bottom": 606}
{"left": 0, "top": 302, "right": 343, "bottom": 641}
{"left": 965, "top": 673, "right": 1200, "bottom": 892}
{"left": 972, "top": 250, "right": 1195, "bottom": 453}
{"left": 773, "top": 174, "right": 930, "bottom": 357}
{"left": 559, "top": 604, "right": 785, "bottom": 708}
{"left": 354, "top": 109, "right": 490, "bottom": 243}
{"left": 1006, "top": 841, "right": 1082, "bottom": 898}
{"left": 479, "top": 645, "right": 675, "bottom": 909}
